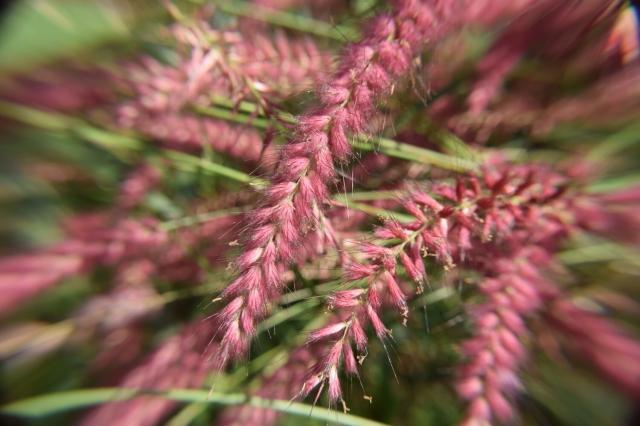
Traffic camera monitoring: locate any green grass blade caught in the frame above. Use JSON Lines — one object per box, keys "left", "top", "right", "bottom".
{"left": 352, "top": 135, "right": 478, "bottom": 172}
{"left": 208, "top": 0, "right": 359, "bottom": 41}
{"left": 1, "top": 388, "right": 389, "bottom": 426}
{"left": 0, "top": 100, "right": 477, "bottom": 178}
{"left": 586, "top": 174, "right": 640, "bottom": 193}
{"left": 165, "top": 151, "right": 265, "bottom": 186}
{"left": 1, "top": 388, "right": 139, "bottom": 417}
{"left": 196, "top": 102, "right": 478, "bottom": 172}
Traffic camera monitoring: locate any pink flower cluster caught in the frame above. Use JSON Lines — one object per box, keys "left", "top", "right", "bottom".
{"left": 425, "top": 0, "right": 627, "bottom": 144}
{"left": 0, "top": 167, "right": 247, "bottom": 317}
{"left": 81, "top": 320, "right": 218, "bottom": 426}
{"left": 115, "top": 21, "right": 332, "bottom": 167}
{"left": 0, "top": 1, "right": 638, "bottom": 425}
{"left": 215, "top": 0, "right": 453, "bottom": 370}
{"left": 300, "top": 159, "right": 577, "bottom": 404}
{"left": 456, "top": 251, "right": 555, "bottom": 425}
{"left": 546, "top": 298, "right": 640, "bottom": 399}
{"left": 468, "top": 0, "right": 618, "bottom": 113}
{"left": 0, "top": 215, "right": 166, "bottom": 316}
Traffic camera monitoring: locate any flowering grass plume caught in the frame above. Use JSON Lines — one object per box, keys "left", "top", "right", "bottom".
{"left": 214, "top": 0, "right": 454, "bottom": 369}
{"left": 80, "top": 320, "right": 218, "bottom": 426}
{"left": 0, "top": 1, "right": 639, "bottom": 426}
{"left": 114, "top": 21, "right": 331, "bottom": 168}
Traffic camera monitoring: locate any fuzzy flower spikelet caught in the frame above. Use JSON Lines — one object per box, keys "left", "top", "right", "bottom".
{"left": 215, "top": 0, "right": 453, "bottom": 368}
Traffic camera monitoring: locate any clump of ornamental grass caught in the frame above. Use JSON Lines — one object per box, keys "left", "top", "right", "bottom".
{"left": 0, "top": 1, "right": 639, "bottom": 426}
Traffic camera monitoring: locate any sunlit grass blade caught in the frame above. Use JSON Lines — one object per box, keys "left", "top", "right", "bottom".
{"left": 1, "top": 388, "right": 389, "bottom": 426}
{"left": 0, "top": 101, "right": 478, "bottom": 183}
